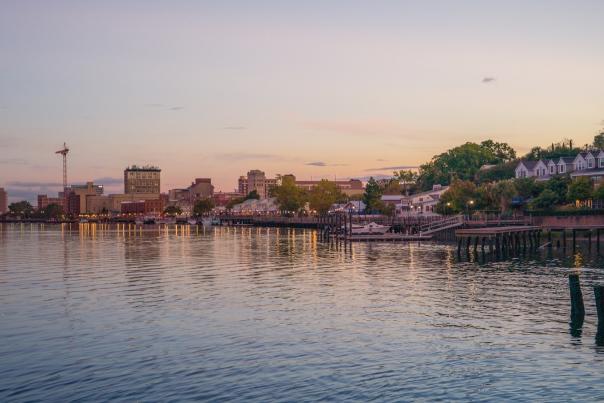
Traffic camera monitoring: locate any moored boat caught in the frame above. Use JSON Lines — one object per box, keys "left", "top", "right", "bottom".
{"left": 349, "top": 222, "right": 391, "bottom": 235}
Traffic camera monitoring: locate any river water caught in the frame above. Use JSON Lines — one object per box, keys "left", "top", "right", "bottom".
{"left": 1, "top": 223, "right": 604, "bottom": 401}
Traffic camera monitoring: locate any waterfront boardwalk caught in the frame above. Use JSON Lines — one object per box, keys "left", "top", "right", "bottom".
{"left": 455, "top": 226, "right": 542, "bottom": 254}
{"left": 345, "top": 234, "right": 431, "bottom": 242}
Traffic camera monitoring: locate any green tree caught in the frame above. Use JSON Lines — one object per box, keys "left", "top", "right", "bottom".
{"left": 567, "top": 177, "right": 593, "bottom": 201}
{"left": 435, "top": 180, "right": 479, "bottom": 214}
{"left": 393, "top": 170, "right": 418, "bottom": 195}
{"left": 193, "top": 198, "right": 215, "bottom": 217}
{"left": 8, "top": 201, "right": 34, "bottom": 217}
{"left": 381, "top": 178, "right": 402, "bottom": 195}
{"left": 543, "top": 175, "right": 570, "bottom": 204}
{"left": 513, "top": 178, "right": 544, "bottom": 199}
{"left": 163, "top": 205, "right": 182, "bottom": 216}
{"left": 362, "top": 177, "right": 383, "bottom": 212}
{"left": 246, "top": 190, "right": 260, "bottom": 200}
{"left": 524, "top": 139, "right": 580, "bottom": 160}
{"left": 594, "top": 185, "right": 604, "bottom": 200}
{"left": 478, "top": 181, "right": 519, "bottom": 213}
{"left": 593, "top": 131, "right": 604, "bottom": 149}
{"left": 39, "top": 203, "right": 63, "bottom": 220}
{"left": 480, "top": 140, "right": 517, "bottom": 162}
{"left": 475, "top": 161, "right": 517, "bottom": 184}
{"left": 417, "top": 141, "right": 515, "bottom": 190}
{"left": 530, "top": 189, "right": 558, "bottom": 210}
{"left": 308, "top": 180, "right": 345, "bottom": 215}
{"left": 272, "top": 175, "right": 307, "bottom": 214}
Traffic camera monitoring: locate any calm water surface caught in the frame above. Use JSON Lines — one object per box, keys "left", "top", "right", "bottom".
{"left": 2, "top": 223, "right": 604, "bottom": 401}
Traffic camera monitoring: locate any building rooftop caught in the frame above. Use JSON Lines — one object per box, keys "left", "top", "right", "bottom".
{"left": 125, "top": 165, "right": 161, "bottom": 171}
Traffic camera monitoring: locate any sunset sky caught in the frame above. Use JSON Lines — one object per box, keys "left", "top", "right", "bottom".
{"left": 1, "top": 0, "right": 603, "bottom": 202}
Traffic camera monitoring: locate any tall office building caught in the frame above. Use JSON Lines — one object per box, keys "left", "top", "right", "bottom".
{"left": 124, "top": 165, "right": 161, "bottom": 194}
{"left": 238, "top": 170, "right": 277, "bottom": 199}
{"left": 0, "top": 188, "right": 7, "bottom": 214}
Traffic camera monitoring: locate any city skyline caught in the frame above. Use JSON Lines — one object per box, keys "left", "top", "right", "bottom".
{"left": 1, "top": 1, "right": 604, "bottom": 202}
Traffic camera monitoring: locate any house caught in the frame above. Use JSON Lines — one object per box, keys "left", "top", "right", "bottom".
{"left": 515, "top": 149, "right": 604, "bottom": 183}
{"left": 379, "top": 185, "right": 449, "bottom": 216}
{"left": 515, "top": 160, "right": 539, "bottom": 178}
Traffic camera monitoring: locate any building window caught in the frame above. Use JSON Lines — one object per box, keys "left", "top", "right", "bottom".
{"left": 550, "top": 166, "right": 555, "bottom": 174}
{"left": 589, "top": 159, "right": 594, "bottom": 168}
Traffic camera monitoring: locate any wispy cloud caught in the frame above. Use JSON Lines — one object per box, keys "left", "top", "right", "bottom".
{"left": 0, "top": 158, "right": 28, "bottom": 165}
{"left": 8, "top": 181, "right": 62, "bottom": 188}
{"left": 482, "top": 77, "right": 496, "bottom": 83}
{"left": 302, "top": 119, "right": 422, "bottom": 139}
{"left": 92, "top": 177, "right": 123, "bottom": 186}
{"left": 214, "top": 152, "right": 284, "bottom": 161}
{"left": 365, "top": 165, "right": 419, "bottom": 172}
{"left": 144, "top": 103, "right": 184, "bottom": 111}
{"left": 305, "top": 161, "right": 348, "bottom": 167}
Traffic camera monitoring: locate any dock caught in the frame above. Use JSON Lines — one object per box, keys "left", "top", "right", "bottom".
{"left": 455, "top": 225, "right": 541, "bottom": 254}
{"left": 345, "top": 233, "right": 431, "bottom": 242}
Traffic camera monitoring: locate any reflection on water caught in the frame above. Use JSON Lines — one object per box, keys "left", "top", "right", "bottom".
{"left": 2, "top": 223, "right": 604, "bottom": 401}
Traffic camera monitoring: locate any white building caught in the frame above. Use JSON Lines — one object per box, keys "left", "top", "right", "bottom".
{"left": 381, "top": 185, "right": 449, "bottom": 216}
{"left": 515, "top": 150, "right": 604, "bottom": 182}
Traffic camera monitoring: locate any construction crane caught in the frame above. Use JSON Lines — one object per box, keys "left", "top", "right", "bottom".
{"left": 55, "top": 142, "right": 69, "bottom": 190}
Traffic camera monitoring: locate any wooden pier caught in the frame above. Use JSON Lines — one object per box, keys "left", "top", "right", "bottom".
{"left": 455, "top": 226, "right": 541, "bottom": 254}
{"left": 346, "top": 233, "right": 431, "bottom": 242}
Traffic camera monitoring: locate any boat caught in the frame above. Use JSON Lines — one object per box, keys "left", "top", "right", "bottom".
{"left": 157, "top": 217, "right": 176, "bottom": 225}
{"left": 187, "top": 218, "right": 198, "bottom": 225}
{"left": 201, "top": 217, "right": 212, "bottom": 227}
{"left": 211, "top": 217, "right": 221, "bottom": 226}
{"left": 79, "top": 218, "right": 89, "bottom": 223}
{"left": 349, "top": 222, "right": 391, "bottom": 235}
{"left": 143, "top": 217, "right": 156, "bottom": 225}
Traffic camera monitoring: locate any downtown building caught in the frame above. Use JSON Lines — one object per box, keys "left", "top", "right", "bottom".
{"left": 124, "top": 165, "right": 161, "bottom": 194}
{"left": 238, "top": 170, "right": 277, "bottom": 199}
{"left": 0, "top": 188, "right": 7, "bottom": 214}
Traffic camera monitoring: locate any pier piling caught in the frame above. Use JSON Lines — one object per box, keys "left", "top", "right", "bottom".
{"left": 569, "top": 274, "right": 585, "bottom": 334}
{"left": 595, "top": 286, "right": 604, "bottom": 345}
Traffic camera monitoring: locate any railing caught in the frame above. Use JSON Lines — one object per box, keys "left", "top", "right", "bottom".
{"left": 419, "top": 215, "right": 464, "bottom": 235}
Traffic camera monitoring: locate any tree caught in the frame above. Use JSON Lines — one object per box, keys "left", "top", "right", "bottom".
{"left": 417, "top": 141, "right": 516, "bottom": 190}
{"left": 271, "top": 175, "right": 307, "bottom": 214}
{"left": 393, "top": 170, "right": 418, "bottom": 195}
{"left": 246, "top": 190, "right": 260, "bottom": 200}
{"left": 480, "top": 140, "right": 516, "bottom": 162}
{"left": 593, "top": 131, "right": 604, "bottom": 149}
{"left": 193, "top": 198, "right": 215, "bottom": 217}
{"left": 362, "top": 177, "right": 383, "bottom": 212}
{"left": 381, "top": 178, "right": 402, "bottom": 195}
{"left": 523, "top": 139, "right": 580, "bottom": 160}
{"left": 594, "top": 185, "right": 604, "bottom": 200}
{"left": 308, "top": 180, "right": 345, "bottom": 215}
{"left": 513, "top": 178, "right": 544, "bottom": 199}
{"left": 226, "top": 196, "right": 246, "bottom": 210}
{"left": 39, "top": 203, "right": 63, "bottom": 220}
{"left": 475, "top": 161, "right": 516, "bottom": 184}
{"left": 478, "top": 181, "right": 518, "bottom": 213}
{"left": 543, "top": 175, "right": 570, "bottom": 205}
{"left": 163, "top": 205, "right": 182, "bottom": 216}
{"left": 567, "top": 177, "right": 592, "bottom": 201}
{"left": 8, "top": 201, "right": 34, "bottom": 217}
{"left": 435, "top": 180, "right": 479, "bottom": 214}
{"left": 530, "top": 189, "right": 558, "bottom": 210}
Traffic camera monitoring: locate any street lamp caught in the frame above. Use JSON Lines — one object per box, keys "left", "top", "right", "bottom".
{"left": 466, "top": 199, "right": 474, "bottom": 218}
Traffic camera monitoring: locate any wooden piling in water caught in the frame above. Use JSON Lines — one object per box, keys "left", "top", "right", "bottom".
{"left": 594, "top": 285, "right": 604, "bottom": 345}
{"left": 569, "top": 274, "right": 585, "bottom": 332}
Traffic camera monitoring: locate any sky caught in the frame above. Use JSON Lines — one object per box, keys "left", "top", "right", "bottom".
{"left": 1, "top": 0, "right": 603, "bottom": 203}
